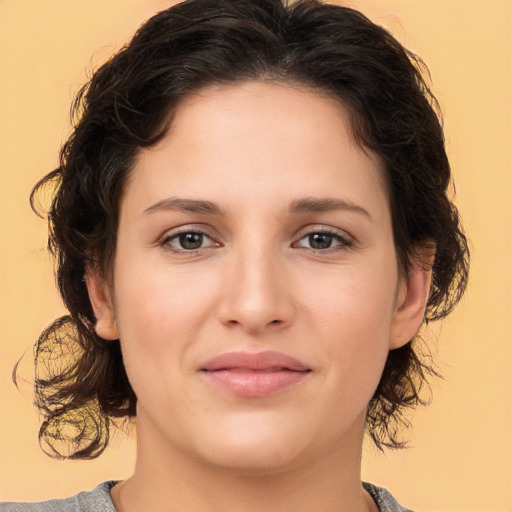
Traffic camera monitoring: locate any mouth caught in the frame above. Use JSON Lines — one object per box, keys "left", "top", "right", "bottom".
{"left": 199, "top": 351, "right": 312, "bottom": 398}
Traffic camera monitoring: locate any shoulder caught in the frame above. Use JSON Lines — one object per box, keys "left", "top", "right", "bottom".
{"left": 2, "top": 481, "right": 411, "bottom": 512}
{"left": 363, "top": 482, "right": 414, "bottom": 512}
{"left": 0, "top": 482, "right": 118, "bottom": 512}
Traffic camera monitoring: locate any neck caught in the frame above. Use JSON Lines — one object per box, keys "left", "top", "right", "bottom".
{"left": 112, "top": 414, "right": 377, "bottom": 512}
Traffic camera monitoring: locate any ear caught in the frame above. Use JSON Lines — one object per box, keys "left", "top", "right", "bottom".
{"left": 389, "top": 247, "right": 434, "bottom": 350}
{"left": 85, "top": 267, "right": 119, "bottom": 340}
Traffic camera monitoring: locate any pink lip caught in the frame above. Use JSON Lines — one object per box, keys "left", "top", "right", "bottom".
{"left": 200, "top": 351, "right": 311, "bottom": 398}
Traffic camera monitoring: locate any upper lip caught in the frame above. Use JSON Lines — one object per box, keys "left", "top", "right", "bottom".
{"left": 200, "top": 350, "right": 311, "bottom": 372}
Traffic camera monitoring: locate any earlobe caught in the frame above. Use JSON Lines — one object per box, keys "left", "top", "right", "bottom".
{"left": 389, "top": 251, "right": 433, "bottom": 350}
{"left": 85, "top": 268, "right": 119, "bottom": 341}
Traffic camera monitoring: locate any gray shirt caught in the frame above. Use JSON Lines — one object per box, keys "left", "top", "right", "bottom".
{"left": 0, "top": 481, "right": 413, "bottom": 511}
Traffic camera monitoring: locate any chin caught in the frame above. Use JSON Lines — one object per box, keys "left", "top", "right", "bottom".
{"left": 190, "top": 413, "right": 314, "bottom": 475}
{"left": 201, "top": 444, "right": 304, "bottom": 476}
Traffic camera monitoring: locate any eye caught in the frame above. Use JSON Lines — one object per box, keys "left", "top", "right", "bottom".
{"left": 162, "top": 230, "right": 218, "bottom": 253}
{"left": 294, "top": 230, "right": 352, "bottom": 251}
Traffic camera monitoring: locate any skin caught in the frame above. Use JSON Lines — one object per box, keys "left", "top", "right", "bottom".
{"left": 88, "top": 82, "right": 432, "bottom": 512}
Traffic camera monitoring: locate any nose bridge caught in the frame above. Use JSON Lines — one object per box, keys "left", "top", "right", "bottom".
{"left": 219, "top": 230, "right": 293, "bottom": 333}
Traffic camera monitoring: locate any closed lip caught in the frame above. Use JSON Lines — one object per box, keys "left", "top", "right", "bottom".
{"left": 199, "top": 350, "right": 311, "bottom": 372}
{"left": 199, "top": 350, "right": 311, "bottom": 398}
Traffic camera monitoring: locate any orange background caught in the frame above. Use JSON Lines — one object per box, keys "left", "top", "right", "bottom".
{"left": 0, "top": 1, "right": 510, "bottom": 511}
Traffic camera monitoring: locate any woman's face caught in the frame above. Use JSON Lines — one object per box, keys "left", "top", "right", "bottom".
{"left": 90, "top": 82, "right": 425, "bottom": 473}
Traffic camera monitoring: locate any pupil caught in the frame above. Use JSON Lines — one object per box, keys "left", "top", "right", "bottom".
{"left": 309, "top": 233, "right": 332, "bottom": 249}
{"left": 180, "top": 233, "right": 203, "bottom": 250}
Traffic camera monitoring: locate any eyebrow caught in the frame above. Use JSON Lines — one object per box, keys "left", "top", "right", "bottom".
{"left": 144, "top": 197, "right": 224, "bottom": 216}
{"left": 143, "top": 196, "right": 372, "bottom": 220}
{"left": 289, "top": 197, "right": 372, "bottom": 220}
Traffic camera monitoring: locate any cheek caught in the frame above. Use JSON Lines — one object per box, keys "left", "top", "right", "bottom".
{"left": 113, "top": 259, "right": 217, "bottom": 335}
{"left": 302, "top": 261, "right": 397, "bottom": 395}
{"left": 111, "top": 262, "right": 220, "bottom": 388}
{"left": 304, "top": 259, "right": 397, "bottom": 341}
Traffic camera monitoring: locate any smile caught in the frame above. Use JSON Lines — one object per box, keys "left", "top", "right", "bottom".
{"left": 200, "top": 351, "right": 312, "bottom": 398}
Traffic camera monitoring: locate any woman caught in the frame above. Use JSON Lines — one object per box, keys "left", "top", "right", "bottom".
{"left": 1, "top": 0, "right": 468, "bottom": 510}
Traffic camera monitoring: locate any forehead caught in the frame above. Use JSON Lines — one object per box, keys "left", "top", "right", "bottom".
{"left": 123, "top": 81, "right": 388, "bottom": 217}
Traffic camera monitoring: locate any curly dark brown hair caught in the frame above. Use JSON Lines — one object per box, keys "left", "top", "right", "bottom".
{"left": 29, "top": 0, "right": 469, "bottom": 459}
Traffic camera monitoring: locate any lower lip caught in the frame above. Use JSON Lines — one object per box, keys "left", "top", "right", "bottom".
{"left": 201, "top": 369, "right": 310, "bottom": 398}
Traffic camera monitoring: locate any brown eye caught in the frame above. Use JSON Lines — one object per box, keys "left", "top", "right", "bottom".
{"left": 163, "top": 230, "right": 217, "bottom": 253}
{"left": 178, "top": 232, "right": 204, "bottom": 250}
{"left": 294, "top": 230, "right": 352, "bottom": 252}
{"left": 308, "top": 233, "right": 334, "bottom": 250}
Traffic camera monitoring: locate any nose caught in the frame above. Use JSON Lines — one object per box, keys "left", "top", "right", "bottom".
{"left": 217, "top": 244, "right": 295, "bottom": 335}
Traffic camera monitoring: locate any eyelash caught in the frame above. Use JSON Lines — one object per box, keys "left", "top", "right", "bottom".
{"left": 160, "top": 228, "right": 219, "bottom": 254}
{"left": 159, "top": 227, "right": 353, "bottom": 255}
{"left": 292, "top": 228, "right": 353, "bottom": 253}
